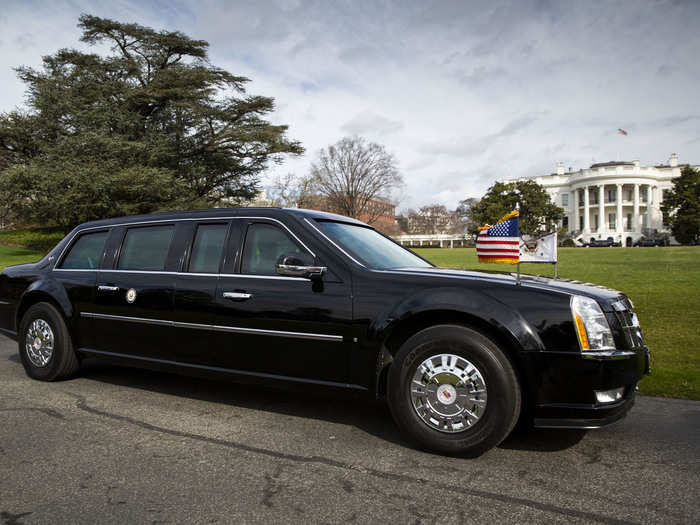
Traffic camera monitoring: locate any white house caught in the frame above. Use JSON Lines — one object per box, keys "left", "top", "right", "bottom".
{"left": 506, "top": 154, "right": 691, "bottom": 246}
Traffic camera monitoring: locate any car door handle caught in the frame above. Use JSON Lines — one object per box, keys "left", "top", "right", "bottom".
{"left": 97, "top": 285, "right": 120, "bottom": 292}
{"left": 222, "top": 291, "right": 252, "bottom": 301}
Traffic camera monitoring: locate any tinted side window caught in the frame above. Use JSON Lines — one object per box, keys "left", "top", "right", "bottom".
{"left": 241, "top": 223, "right": 303, "bottom": 275}
{"left": 118, "top": 225, "right": 174, "bottom": 271}
{"left": 59, "top": 231, "right": 109, "bottom": 269}
{"left": 189, "top": 223, "right": 228, "bottom": 273}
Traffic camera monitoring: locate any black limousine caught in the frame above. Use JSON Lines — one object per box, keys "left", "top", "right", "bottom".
{"left": 0, "top": 208, "right": 650, "bottom": 456}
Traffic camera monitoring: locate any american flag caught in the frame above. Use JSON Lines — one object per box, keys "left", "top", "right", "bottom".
{"left": 476, "top": 211, "right": 520, "bottom": 264}
{"left": 617, "top": 128, "right": 628, "bottom": 136}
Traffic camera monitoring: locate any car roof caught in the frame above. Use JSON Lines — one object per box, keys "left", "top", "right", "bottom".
{"left": 73, "top": 207, "right": 369, "bottom": 231}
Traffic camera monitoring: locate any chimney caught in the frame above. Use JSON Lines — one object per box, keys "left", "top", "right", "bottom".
{"left": 556, "top": 162, "right": 565, "bottom": 175}
{"left": 669, "top": 153, "right": 678, "bottom": 167}
{"left": 633, "top": 159, "right": 640, "bottom": 168}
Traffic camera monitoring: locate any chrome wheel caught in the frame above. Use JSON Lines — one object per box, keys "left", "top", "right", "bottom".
{"left": 410, "top": 353, "right": 487, "bottom": 433}
{"left": 25, "top": 319, "right": 54, "bottom": 368}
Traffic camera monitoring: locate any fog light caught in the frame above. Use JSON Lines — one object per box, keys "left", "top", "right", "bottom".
{"left": 595, "top": 387, "right": 625, "bottom": 404}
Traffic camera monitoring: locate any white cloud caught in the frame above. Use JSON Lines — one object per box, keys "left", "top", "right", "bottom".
{"left": 1, "top": 0, "right": 699, "bottom": 209}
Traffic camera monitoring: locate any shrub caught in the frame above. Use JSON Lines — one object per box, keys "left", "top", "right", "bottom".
{"left": 0, "top": 227, "right": 68, "bottom": 252}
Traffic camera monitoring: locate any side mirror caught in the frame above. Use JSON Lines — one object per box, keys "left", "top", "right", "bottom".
{"left": 276, "top": 254, "right": 326, "bottom": 280}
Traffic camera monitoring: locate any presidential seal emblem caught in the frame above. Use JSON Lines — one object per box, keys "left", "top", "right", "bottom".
{"left": 126, "top": 288, "right": 137, "bottom": 303}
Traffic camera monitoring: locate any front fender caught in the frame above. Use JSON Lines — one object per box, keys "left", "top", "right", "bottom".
{"left": 377, "top": 286, "right": 545, "bottom": 354}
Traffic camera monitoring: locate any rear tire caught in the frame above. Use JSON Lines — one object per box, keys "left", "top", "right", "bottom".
{"left": 387, "top": 324, "right": 521, "bottom": 457}
{"left": 18, "top": 302, "right": 79, "bottom": 381}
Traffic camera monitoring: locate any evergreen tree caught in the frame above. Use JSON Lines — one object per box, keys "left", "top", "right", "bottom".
{"left": 0, "top": 14, "right": 303, "bottom": 227}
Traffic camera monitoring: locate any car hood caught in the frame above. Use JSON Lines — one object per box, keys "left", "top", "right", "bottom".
{"left": 384, "top": 266, "right": 628, "bottom": 311}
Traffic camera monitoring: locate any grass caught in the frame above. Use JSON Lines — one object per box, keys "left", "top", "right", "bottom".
{"left": 413, "top": 246, "right": 700, "bottom": 401}
{"left": 0, "top": 245, "right": 44, "bottom": 270}
{"left": 0, "top": 228, "right": 697, "bottom": 400}
{"left": 0, "top": 226, "right": 67, "bottom": 252}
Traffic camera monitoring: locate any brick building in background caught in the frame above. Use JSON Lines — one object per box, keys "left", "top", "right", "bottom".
{"left": 298, "top": 195, "right": 397, "bottom": 231}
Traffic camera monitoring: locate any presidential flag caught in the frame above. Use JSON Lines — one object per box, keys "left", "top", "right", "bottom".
{"left": 519, "top": 232, "right": 557, "bottom": 263}
{"left": 476, "top": 211, "right": 520, "bottom": 264}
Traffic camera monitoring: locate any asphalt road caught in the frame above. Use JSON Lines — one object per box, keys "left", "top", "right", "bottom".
{"left": 0, "top": 334, "right": 698, "bottom": 524}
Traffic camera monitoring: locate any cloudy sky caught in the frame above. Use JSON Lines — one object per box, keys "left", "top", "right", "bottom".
{"left": 1, "top": 0, "right": 699, "bottom": 210}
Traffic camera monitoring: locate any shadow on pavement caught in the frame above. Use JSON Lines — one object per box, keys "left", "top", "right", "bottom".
{"left": 499, "top": 426, "right": 586, "bottom": 452}
{"left": 78, "top": 358, "right": 411, "bottom": 448}
{"left": 19, "top": 354, "right": 587, "bottom": 454}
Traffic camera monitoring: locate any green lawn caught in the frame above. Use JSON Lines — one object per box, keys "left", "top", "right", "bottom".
{"left": 1, "top": 237, "right": 697, "bottom": 400}
{"left": 0, "top": 245, "right": 44, "bottom": 270}
{"left": 414, "top": 246, "right": 699, "bottom": 400}
{"left": 0, "top": 226, "right": 66, "bottom": 252}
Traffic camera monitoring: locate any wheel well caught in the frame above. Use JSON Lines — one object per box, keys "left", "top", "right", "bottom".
{"left": 377, "top": 310, "right": 530, "bottom": 411}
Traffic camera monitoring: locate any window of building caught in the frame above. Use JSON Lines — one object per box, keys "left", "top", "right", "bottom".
{"left": 579, "top": 216, "right": 584, "bottom": 230}
{"left": 626, "top": 213, "right": 633, "bottom": 231}
{"left": 59, "top": 230, "right": 109, "bottom": 269}
{"left": 118, "top": 225, "right": 174, "bottom": 271}
{"left": 609, "top": 213, "right": 616, "bottom": 230}
{"left": 607, "top": 188, "right": 616, "bottom": 203}
{"left": 593, "top": 215, "right": 599, "bottom": 230}
{"left": 189, "top": 223, "right": 228, "bottom": 273}
{"left": 561, "top": 194, "right": 568, "bottom": 207}
{"left": 562, "top": 217, "right": 569, "bottom": 231}
{"left": 241, "top": 223, "right": 304, "bottom": 276}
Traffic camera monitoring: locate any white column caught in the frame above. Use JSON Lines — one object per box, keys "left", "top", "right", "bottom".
{"left": 583, "top": 186, "right": 590, "bottom": 232}
{"left": 573, "top": 190, "right": 579, "bottom": 233}
{"left": 633, "top": 184, "right": 640, "bottom": 233}
{"left": 616, "top": 183, "right": 623, "bottom": 234}
{"left": 647, "top": 184, "right": 653, "bottom": 230}
{"left": 598, "top": 185, "right": 605, "bottom": 234}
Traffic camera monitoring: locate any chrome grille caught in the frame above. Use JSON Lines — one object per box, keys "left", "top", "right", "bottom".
{"left": 613, "top": 308, "right": 645, "bottom": 349}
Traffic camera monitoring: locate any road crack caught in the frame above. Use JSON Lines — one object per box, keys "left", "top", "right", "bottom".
{"left": 68, "top": 392, "right": 638, "bottom": 525}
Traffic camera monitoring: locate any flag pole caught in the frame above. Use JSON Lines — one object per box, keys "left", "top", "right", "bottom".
{"left": 516, "top": 262, "right": 521, "bottom": 285}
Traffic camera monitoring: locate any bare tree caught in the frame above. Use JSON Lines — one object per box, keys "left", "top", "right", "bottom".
{"left": 267, "top": 172, "right": 318, "bottom": 208}
{"left": 400, "top": 204, "right": 459, "bottom": 234}
{"left": 309, "top": 136, "right": 402, "bottom": 224}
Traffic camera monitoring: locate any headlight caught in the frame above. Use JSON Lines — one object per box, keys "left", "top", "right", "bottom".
{"left": 570, "top": 295, "right": 615, "bottom": 351}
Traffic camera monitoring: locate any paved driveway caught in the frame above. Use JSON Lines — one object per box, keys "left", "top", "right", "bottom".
{"left": 0, "top": 334, "right": 698, "bottom": 524}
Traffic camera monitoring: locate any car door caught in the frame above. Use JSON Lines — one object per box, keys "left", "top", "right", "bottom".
{"left": 51, "top": 228, "right": 111, "bottom": 349}
{"left": 171, "top": 219, "right": 237, "bottom": 366}
{"left": 214, "top": 218, "right": 354, "bottom": 385}
{"left": 89, "top": 222, "right": 179, "bottom": 361}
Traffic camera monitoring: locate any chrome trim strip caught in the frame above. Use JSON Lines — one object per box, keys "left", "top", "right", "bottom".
{"left": 80, "top": 312, "right": 343, "bottom": 342}
{"left": 54, "top": 215, "right": 315, "bottom": 269}
{"left": 303, "top": 218, "right": 367, "bottom": 268}
{"left": 82, "top": 312, "right": 172, "bottom": 327}
{"left": 0, "top": 300, "right": 11, "bottom": 305}
{"left": 0, "top": 327, "right": 18, "bottom": 338}
{"left": 581, "top": 350, "right": 636, "bottom": 359}
{"left": 52, "top": 269, "right": 311, "bottom": 281}
{"left": 77, "top": 347, "right": 366, "bottom": 390}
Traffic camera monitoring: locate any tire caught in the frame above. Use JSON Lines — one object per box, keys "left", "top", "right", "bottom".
{"left": 18, "top": 302, "right": 80, "bottom": 381}
{"left": 387, "top": 325, "right": 521, "bottom": 457}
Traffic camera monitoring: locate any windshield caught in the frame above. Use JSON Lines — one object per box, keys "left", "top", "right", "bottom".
{"left": 317, "top": 221, "right": 432, "bottom": 270}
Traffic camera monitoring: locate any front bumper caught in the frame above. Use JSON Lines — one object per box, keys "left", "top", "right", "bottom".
{"left": 529, "top": 346, "right": 650, "bottom": 429}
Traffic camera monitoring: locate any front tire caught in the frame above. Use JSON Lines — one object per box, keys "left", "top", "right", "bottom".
{"left": 18, "top": 302, "right": 79, "bottom": 381}
{"left": 387, "top": 325, "right": 521, "bottom": 457}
